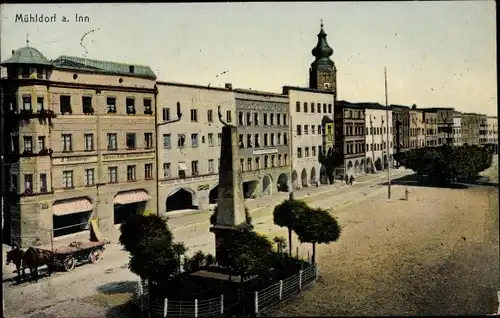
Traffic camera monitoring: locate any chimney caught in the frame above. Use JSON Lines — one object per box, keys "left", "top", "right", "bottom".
{"left": 129, "top": 65, "right": 135, "bottom": 74}
{"left": 225, "top": 83, "right": 232, "bottom": 90}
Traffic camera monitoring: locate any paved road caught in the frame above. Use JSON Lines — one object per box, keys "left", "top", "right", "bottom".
{"left": 3, "top": 169, "right": 412, "bottom": 318}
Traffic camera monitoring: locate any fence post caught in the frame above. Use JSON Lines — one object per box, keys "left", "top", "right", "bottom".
{"left": 195, "top": 299, "right": 198, "bottom": 318}
{"left": 299, "top": 270, "right": 303, "bottom": 291}
{"left": 296, "top": 246, "right": 299, "bottom": 258}
{"left": 254, "top": 291, "right": 259, "bottom": 314}
{"left": 220, "top": 294, "right": 224, "bottom": 314}
{"left": 163, "top": 298, "right": 168, "bottom": 317}
{"left": 279, "top": 280, "right": 283, "bottom": 300}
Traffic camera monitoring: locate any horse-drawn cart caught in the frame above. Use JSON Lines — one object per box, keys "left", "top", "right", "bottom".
{"left": 44, "top": 240, "right": 106, "bottom": 272}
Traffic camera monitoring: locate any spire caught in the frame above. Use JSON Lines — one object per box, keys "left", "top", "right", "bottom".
{"left": 311, "top": 20, "right": 333, "bottom": 61}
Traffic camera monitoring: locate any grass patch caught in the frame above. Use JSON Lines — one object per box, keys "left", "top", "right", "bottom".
{"left": 85, "top": 292, "right": 133, "bottom": 308}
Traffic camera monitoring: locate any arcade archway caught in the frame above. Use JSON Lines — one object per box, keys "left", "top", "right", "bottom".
{"left": 301, "top": 168, "right": 308, "bottom": 187}
{"left": 292, "top": 170, "right": 299, "bottom": 189}
{"left": 166, "top": 188, "right": 196, "bottom": 212}
{"left": 277, "top": 173, "right": 288, "bottom": 192}
{"left": 310, "top": 167, "right": 317, "bottom": 185}
{"left": 262, "top": 175, "right": 272, "bottom": 196}
{"left": 319, "top": 165, "right": 328, "bottom": 184}
{"left": 209, "top": 185, "right": 218, "bottom": 204}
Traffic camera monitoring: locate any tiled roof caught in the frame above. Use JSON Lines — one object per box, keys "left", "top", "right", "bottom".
{"left": 1, "top": 47, "right": 52, "bottom": 66}
{"left": 51, "top": 55, "right": 156, "bottom": 79}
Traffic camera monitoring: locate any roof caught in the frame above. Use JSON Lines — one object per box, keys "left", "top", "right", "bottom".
{"left": 1, "top": 47, "right": 52, "bottom": 66}
{"left": 51, "top": 55, "right": 156, "bottom": 79}
{"left": 282, "top": 85, "right": 335, "bottom": 95}
{"left": 336, "top": 100, "right": 389, "bottom": 110}
{"left": 234, "top": 88, "right": 288, "bottom": 98}
{"left": 390, "top": 104, "right": 411, "bottom": 110}
{"left": 156, "top": 81, "right": 232, "bottom": 93}
{"left": 420, "top": 107, "right": 454, "bottom": 112}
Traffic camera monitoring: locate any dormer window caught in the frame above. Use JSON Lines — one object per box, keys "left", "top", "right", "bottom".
{"left": 21, "top": 67, "right": 30, "bottom": 78}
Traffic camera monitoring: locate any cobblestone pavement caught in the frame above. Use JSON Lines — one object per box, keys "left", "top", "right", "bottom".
{"left": 0, "top": 168, "right": 427, "bottom": 317}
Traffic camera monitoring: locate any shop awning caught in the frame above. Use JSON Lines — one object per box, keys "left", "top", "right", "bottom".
{"left": 53, "top": 198, "right": 93, "bottom": 216}
{"left": 113, "top": 190, "right": 150, "bottom": 205}
{"left": 178, "top": 162, "right": 188, "bottom": 170}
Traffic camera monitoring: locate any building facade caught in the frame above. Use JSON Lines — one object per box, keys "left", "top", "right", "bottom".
{"left": 423, "top": 110, "right": 438, "bottom": 147}
{"left": 486, "top": 116, "right": 498, "bottom": 153}
{"left": 2, "top": 47, "right": 157, "bottom": 247}
{"left": 452, "top": 112, "right": 463, "bottom": 146}
{"left": 335, "top": 101, "right": 366, "bottom": 176}
{"left": 433, "top": 107, "right": 455, "bottom": 145}
{"left": 156, "top": 82, "right": 236, "bottom": 215}
{"left": 364, "top": 103, "right": 393, "bottom": 173}
{"left": 409, "top": 106, "right": 425, "bottom": 149}
{"left": 283, "top": 86, "right": 335, "bottom": 188}
{"left": 391, "top": 105, "right": 410, "bottom": 153}
{"left": 461, "top": 113, "right": 481, "bottom": 145}
{"left": 234, "top": 89, "right": 290, "bottom": 198}
{"left": 479, "top": 114, "right": 489, "bottom": 145}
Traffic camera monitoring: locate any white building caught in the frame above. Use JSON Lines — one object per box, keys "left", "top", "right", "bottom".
{"left": 156, "top": 82, "right": 236, "bottom": 215}
{"left": 487, "top": 116, "right": 498, "bottom": 153}
{"left": 364, "top": 103, "right": 393, "bottom": 173}
{"left": 283, "top": 86, "right": 335, "bottom": 189}
{"left": 453, "top": 112, "right": 462, "bottom": 146}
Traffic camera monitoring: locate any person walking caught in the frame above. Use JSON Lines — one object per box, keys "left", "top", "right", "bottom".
{"left": 349, "top": 175, "right": 355, "bottom": 185}
{"left": 345, "top": 174, "right": 349, "bottom": 185}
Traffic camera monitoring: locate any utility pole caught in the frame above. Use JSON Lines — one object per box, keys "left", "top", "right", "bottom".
{"left": 384, "top": 67, "right": 391, "bottom": 199}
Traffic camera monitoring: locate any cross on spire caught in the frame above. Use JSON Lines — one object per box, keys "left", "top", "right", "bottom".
{"left": 321, "top": 19, "right": 324, "bottom": 29}
{"left": 26, "top": 33, "right": 29, "bottom": 47}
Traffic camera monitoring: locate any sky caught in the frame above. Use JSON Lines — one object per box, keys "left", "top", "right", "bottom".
{"left": 1, "top": 2, "right": 497, "bottom": 116}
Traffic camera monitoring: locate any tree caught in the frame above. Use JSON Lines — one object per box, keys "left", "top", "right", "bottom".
{"left": 119, "top": 214, "right": 172, "bottom": 253}
{"left": 172, "top": 242, "right": 187, "bottom": 274}
{"left": 273, "top": 236, "right": 287, "bottom": 254}
{"left": 293, "top": 207, "right": 341, "bottom": 264}
{"left": 273, "top": 199, "right": 309, "bottom": 255}
{"left": 319, "top": 149, "right": 343, "bottom": 183}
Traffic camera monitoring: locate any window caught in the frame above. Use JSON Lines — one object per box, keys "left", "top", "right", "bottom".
{"left": 283, "top": 115, "right": 287, "bottom": 126}
{"left": 247, "top": 158, "right": 252, "bottom": 171}
{"left": 208, "top": 159, "right": 214, "bottom": 173}
{"left": 207, "top": 109, "right": 213, "bottom": 122}
{"left": 297, "top": 148, "right": 302, "bottom": 158}
{"left": 37, "top": 136, "right": 45, "bottom": 151}
{"left": 191, "top": 133, "right": 199, "bottom": 148}
{"left": 60, "top": 95, "right": 72, "bottom": 113}
{"left": 107, "top": 97, "right": 116, "bottom": 113}
{"left": 85, "top": 169, "right": 95, "bottom": 186}
{"left": 317, "top": 104, "right": 321, "bottom": 113}
{"left": 312, "top": 146, "right": 316, "bottom": 156}
{"left": 263, "top": 113, "right": 268, "bottom": 126}
{"left": 226, "top": 110, "right": 232, "bottom": 123}
{"left": 323, "top": 104, "right": 327, "bottom": 113}
{"left": 205, "top": 133, "right": 214, "bottom": 146}
{"left": 37, "top": 97, "right": 44, "bottom": 111}
{"left": 247, "top": 134, "right": 252, "bottom": 148}
{"left": 162, "top": 108, "right": 171, "bottom": 121}
{"left": 277, "top": 114, "right": 281, "bottom": 125}
{"left": 264, "top": 133, "right": 269, "bottom": 146}
{"left": 305, "top": 147, "right": 309, "bottom": 157}
{"left": 40, "top": 174, "right": 47, "bottom": 193}
{"left": 162, "top": 134, "right": 171, "bottom": 149}
{"left": 264, "top": 156, "right": 269, "bottom": 168}
{"left": 108, "top": 167, "right": 118, "bottom": 183}
{"left": 145, "top": 133, "right": 153, "bottom": 148}
{"left": 238, "top": 111, "right": 244, "bottom": 125}
{"left": 284, "top": 133, "right": 288, "bottom": 145}
{"left": 254, "top": 113, "right": 259, "bottom": 125}
{"left": 163, "top": 163, "right": 171, "bottom": 178}
{"left": 304, "top": 125, "right": 309, "bottom": 135}
{"left": 126, "top": 133, "right": 136, "bottom": 149}
{"left": 270, "top": 114, "right": 274, "bottom": 125}
{"left": 240, "top": 158, "right": 245, "bottom": 172}
{"left": 22, "top": 67, "right": 30, "bottom": 78}
{"left": 318, "top": 125, "right": 322, "bottom": 135}
{"left": 277, "top": 133, "right": 282, "bottom": 145}
{"left": 278, "top": 154, "right": 282, "bottom": 166}
{"left": 311, "top": 103, "right": 315, "bottom": 113}
{"left": 145, "top": 164, "right": 153, "bottom": 180}
{"left": 304, "top": 102, "right": 308, "bottom": 112}
{"left": 296, "top": 101, "right": 300, "bottom": 112}
{"left": 22, "top": 95, "right": 32, "bottom": 110}
{"left": 254, "top": 134, "right": 260, "bottom": 147}
{"left": 127, "top": 165, "right": 136, "bottom": 181}
{"left": 144, "top": 99, "right": 152, "bottom": 113}
{"left": 271, "top": 155, "right": 275, "bottom": 167}
{"left": 328, "top": 104, "right": 332, "bottom": 113}
{"left": 239, "top": 134, "right": 244, "bottom": 148}
{"left": 126, "top": 98, "right": 135, "bottom": 114}
{"left": 246, "top": 112, "right": 252, "bottom": 125}
{"left": 178, "top": 134, "right": 186, "bottom": 148}
{"left": 297, "top": 125, "right": 302, "bottom": 136}
{"left": 24, "top": 174, "right": 33, "bottom": 193}
{"left": 61, "top": 134, "right": 72, "bottom": 152}
{"left": 179, "top": 162, "right": 186, "bottom": 178}
{"left": 63, "top": 171, "right": 73, "bottom": 188}
{"left": 23, "top": 136, "right": 33, "bottom": 153}
{"left": 190, "top": 109, "right": 198, "bottom": 122}
{"left": 270, "top": 133, "right": 275, "bottom": 146}
{"left": 217, "top": 133, "right": 222, "bottom": 146}
{"left": 255, "top": 157, "right": 260, "bottom": 170}
{"left": 107, "top": 133, "right": 117, "bottom": 150}
{"left": 191, "top": 161, "right": 199, "bottom": 176}
{"left": 82, "top": 96, "right": 92, "bottom": 113}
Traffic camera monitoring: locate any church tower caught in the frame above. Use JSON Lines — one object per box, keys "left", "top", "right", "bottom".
{"left": 309, "top": 21, "right": 337, "bottom": 99}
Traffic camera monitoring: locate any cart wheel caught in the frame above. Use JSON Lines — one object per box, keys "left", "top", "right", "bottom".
{"left": 89, "top": 249, "right": 101, "bottom": 264}
{"left": 63, "top": 256, "right": 75, "bottom": 272}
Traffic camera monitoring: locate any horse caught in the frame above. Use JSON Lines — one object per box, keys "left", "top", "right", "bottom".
{"left": 22, "top": 247, "right": 54, "bottom": 282}
{"left": 5, "top": 246, "right": 26, "bottom": 283}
